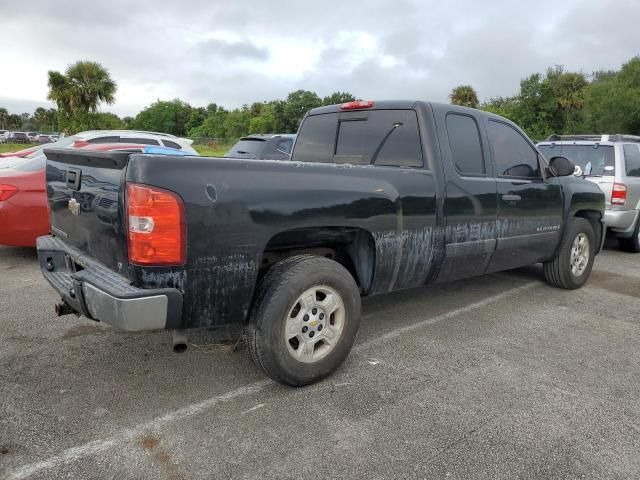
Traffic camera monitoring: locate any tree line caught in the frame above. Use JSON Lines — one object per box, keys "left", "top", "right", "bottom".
{"left": 2, "top": 57, "right": 640, "bottom": 142}
{"left": 450, "top": 56, "right": 640, "bottom": 140}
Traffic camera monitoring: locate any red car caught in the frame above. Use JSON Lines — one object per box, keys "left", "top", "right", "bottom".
{"left": 0, "top": 145, "right": 41, "bottom": 158}
{"left": 0, "top": 143, "right": 168, "bottom": 247}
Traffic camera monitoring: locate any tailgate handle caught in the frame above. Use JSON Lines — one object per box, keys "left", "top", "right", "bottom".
{"left": 66, "top": 168, "right": 82, "bottom": 191}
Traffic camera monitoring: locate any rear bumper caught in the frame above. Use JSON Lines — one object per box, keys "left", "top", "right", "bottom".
{"left": 604, "top": 209, "right": 639, "bottom": 236}
{"left": 37, "top": 235, "right": 182, "bottom": 331}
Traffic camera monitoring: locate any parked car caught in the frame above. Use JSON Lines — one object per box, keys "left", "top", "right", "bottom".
{"left": 0, "top": 145, "right": 42, "bottom": 158}
{"left": 0, "top": 130, "right": 7, "bottom": 143}
{"left": 27, "top": 132, "right": 40, "bottom": 142}
{"left": 6, "top": 132, "right": 30, "bottom": 144}
{"left": 538, "top": 134, "right": 640, "bottom": 252}
{"left": 225, "top": 134, "right": 296, "bottom": 160}
{"left": 73, "top": 129, "right": 198, "bottom": 153}
{"left": 0, "top": 143, "right": 194, "bottom": 247}
{"left": 37, "top": 134, "right": 55, "bottom": 144}
{"left": 1, "top": 129, "right": 197, "bottom": 159}
{"left": 36, "top": 100, "right": 604, "bottom": 386}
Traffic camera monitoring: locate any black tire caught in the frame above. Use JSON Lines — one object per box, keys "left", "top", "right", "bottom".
{"left": 244, "top": 255, "right": 361, "bottom": 386}
{"left": 618, "top": 218, "right": 640, "bottom": 253}
{"left": 543, "top": 218, "right": 596, "bottom": 290}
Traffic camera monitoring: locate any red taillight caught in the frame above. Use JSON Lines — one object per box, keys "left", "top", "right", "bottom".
{"left": 340, "top": 100, "right": 374, "bottom": 110}
{"left": 0, "top": 184, "right": 18, "bottom": 201}
{"left": 611, "top": 182, "right": 627, "bottom": 206}
{"left": 72, "top": 140, "right": 90, "bottom": 148}
{"left": 126, "top": 183, "right": 185, "bottom": 265}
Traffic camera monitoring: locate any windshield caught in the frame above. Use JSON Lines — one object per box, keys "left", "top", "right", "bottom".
{"left": 0, "top": 154, "right": 45, "bottom": 172}
{"left": 225, "top": 138, "right": 266, "bottom": 157}
{"left": 24, "top": 136, "right": 77, "bottom": 159}
{"left": 0, "top": 137, "right": 79, "bottom": 172}
{"left": 538, "top": 144, "right": 615, "bottom": 176}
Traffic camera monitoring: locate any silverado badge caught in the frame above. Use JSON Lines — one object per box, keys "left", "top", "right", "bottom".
{"left": 68, "top": 198, "right": 81, "bottom": 216}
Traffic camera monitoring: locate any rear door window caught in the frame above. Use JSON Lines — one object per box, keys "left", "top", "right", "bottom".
{"left": 623, "top": 144, "right": 640, "bottom": 177}
{"left": 162, "top": 140, "right": 182, "bottom": 150}
{"left": 292, "top": 113, "right": 338, "bottom": 163}
{"left": 273, "top": 138, "right": 293, "bottom": 154}
{"left": 487, "top": 120, "right": 540, "bottom": 178}
{"left": 446, "top": 113, "right": 484, "bottom": 175}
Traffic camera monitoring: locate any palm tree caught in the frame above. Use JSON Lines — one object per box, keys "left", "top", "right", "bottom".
{"left": 550, "top": 72, "right": 587, "bottom": 132}
{"left": 449, "top": 85, "right": 480, "bottom": 109}
{"left": 47, "top": 61, "right": 117, "bottom": 132}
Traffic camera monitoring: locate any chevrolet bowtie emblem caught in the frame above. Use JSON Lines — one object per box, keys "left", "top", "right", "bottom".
{"left": 68, "top": 198, "right": 81, "bottom": 216}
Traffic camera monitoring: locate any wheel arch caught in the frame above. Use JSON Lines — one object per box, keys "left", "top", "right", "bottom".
{"left": 574, "top": 209, "right": 604, "bottom": 253}
{"left": 258, "top": 226, "right": 376, "bottom": 295}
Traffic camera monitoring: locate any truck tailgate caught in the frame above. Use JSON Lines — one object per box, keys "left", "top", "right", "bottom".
{"left": 44, "top": 148, "right": 130, "bottom": 273}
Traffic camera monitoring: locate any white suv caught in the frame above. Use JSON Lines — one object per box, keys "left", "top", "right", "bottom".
{"left": 72, "top": 130, "right": 197, "bottom": 154}
{"left": 538, "top": 134, "right": 640, "bottom": 252}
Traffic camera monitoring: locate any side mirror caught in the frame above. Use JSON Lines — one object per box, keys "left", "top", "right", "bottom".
{"left": 548, "top": 156, "right": 575, "bottom": 177}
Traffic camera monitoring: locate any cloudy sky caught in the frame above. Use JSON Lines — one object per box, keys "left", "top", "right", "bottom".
{"left": 2, "top": 0, "right": 640, "bottom": 116}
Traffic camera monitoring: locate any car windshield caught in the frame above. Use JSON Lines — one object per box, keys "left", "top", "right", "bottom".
{"left": 0, "top": 154, "right": 45, "bottom": 172}
{"left": 538, "top": 144, "right": 615, "bottom": 176}
{"left": 24, "top": 136, "right": 77, "bottom": 158}
{"left": 225, "top": 138, "right": 266, "bottom": 157}
{"left": 0, "top": 137, "right": 78, "bottom": 172}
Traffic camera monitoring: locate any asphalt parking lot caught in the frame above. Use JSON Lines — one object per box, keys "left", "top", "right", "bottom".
{"left": 1, "top": 242, "right": 639, "bottom": 480}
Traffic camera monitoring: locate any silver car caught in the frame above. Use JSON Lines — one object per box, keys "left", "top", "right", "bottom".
{"left": 538, "top": 135, "right": 640, "bottom": 252}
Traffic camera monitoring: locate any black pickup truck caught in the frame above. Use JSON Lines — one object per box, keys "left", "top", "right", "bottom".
{"left": 38, "top": 101, "right": 604, "bottom": 386}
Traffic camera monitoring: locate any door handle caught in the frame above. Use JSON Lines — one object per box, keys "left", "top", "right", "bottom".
{"left": 502, "top": 194, "right": 521, "bottom": 202}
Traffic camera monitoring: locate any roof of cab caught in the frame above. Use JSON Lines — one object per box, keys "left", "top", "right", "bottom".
{"left": 309, "top": 100, "right": 419, "bottom": 116}
{"left": 308, "top": 100, "right": 498, "bottom": 119}
{"left": 306, "top": 100, "right": 527, "bottom": 139}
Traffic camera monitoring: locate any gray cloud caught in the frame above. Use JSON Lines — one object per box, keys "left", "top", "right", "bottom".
{"left": 193, "top": 38, "right": 269, "bottom": 61}
{"left": 1, "top": 0, "right": 639, "bottom": 116}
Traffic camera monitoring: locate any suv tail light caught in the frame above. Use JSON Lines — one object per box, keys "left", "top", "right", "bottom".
{"left": 126, "top": 183, "right": 186, "bottom": 265}
{"left": 340, "top": 100, "right": 374, "bottom": 110}
{"left": 0, "top": 184, "right": 18, "bottom": 201}
{"left": 611, "top": 182, "right": 627, "bottom": 206}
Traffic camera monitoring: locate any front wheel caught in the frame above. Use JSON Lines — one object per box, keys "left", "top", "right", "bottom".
{"left": 245, "top": 255, "right": 361, "bottom": 386}
{"left": 543, "top": 218, "right": 595, "bottom": 289}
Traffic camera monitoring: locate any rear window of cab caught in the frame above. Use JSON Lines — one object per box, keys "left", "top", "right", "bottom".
{"left": 292, "top": 110, "right": 423, "bottom": 168}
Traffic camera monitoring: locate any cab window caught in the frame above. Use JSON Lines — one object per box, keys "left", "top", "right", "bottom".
{"left": 334, "top": 110, "right": 423, "bottom": 167}
{"left": 487, "top": 120, "right": 540, "bottom": 178}
{"left": 446, "top": 113, "right": 484, "bottom": 175}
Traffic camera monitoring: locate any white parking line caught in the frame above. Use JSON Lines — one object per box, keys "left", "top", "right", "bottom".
{"left": 356, "top": 281, "right": 537, "bottom": 351}
{"left": 3, "top": 280, "right": 538, "bottom": 480}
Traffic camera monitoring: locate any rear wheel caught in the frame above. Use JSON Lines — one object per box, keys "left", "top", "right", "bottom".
{"left": 543, "top": 218, "right": 595, "bottom": 289}
{"left": 245, "top": 255, "right": 361, "bottom": 386}
{"left": 618, "top": 217, "right": 640, "bottom": 253}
